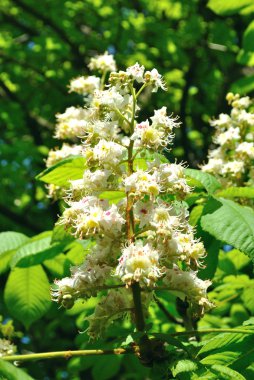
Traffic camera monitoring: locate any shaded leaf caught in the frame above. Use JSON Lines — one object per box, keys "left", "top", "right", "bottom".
{"left": 10, "top": 236, "right": 66, "bottom": 268}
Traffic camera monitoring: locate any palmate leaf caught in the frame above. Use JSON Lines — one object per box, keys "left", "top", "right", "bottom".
{"left": 198, "top": 328, "right": 254, "bottom": 356}
{"left": 10, "top": 236, "right": 66, "bottom": 268}
{"left": 216, "top": 187, "right": 254, "bottom": 199}
{"left": 0, "top": 359, "right": 35, "bottom": 380}
{"left": 0, "top": 231, "right": 29, "bottom": 274}
{"left": 4, "top": 265, "right": 51, "bottom": 329}
{"left": 184, "top": 169, "right": 221, "bottom": 194}
{"left": 201, "top": 198, "right": 254, "bottom": 259}
{"left": 36, "top": 156, "right": 86, "bottom": 187}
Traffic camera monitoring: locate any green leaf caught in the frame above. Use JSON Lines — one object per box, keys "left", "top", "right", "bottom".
{"left": 189, "top": 205, "right": 204, "bottom": 226}
{"left": 91, "top": 355, "right": 122, "bottom": 380}
{"left": 99, "top": 191, "right": 125, "bottom": 204}
{"left": 201, "top": 198, "right": 254, "bottom": 259}
{"left": 171, "top": 359, "right": 198, "bottom": 377}
{"left": 0, "top": 232, "right": 29, "bottom": 273}
{"left": 207, "top": 0, "right": 254, "bottom": 15}
{"left": 242, "top": 21, "right": 254, "bottom": 53}
{"left": 242, "top": 286, "right": 254, "bottom": 313}
{"left": 184, "top": 169, "right": 221, "bottom": 194}
{"left": 237, "top": 21, "right": 254, "bottom": 66}
{"left": 0, "top": 359, "right": 35, "bottom": 380}
{"left": 51, "top": 224, "right": 74, "bottom": 245}
{"left": 216, "top": 187, "right": 254, "bottom": 199}
{"left": 36, "top": 156, "right": 86, "bottom": 187}
{"left": 4, "top": 265, "right": 51, "bottom": 328}
{"left": 210, "top": 365, "right": 246, "bottom": 380}
{"left": 0, "top": 231, "right": 29, "bottom": 253}
{"left": 201, "top": 352, "right": 239, "bottom": 366}
{"left": 198, "top": 329, "right": 254, "bottom": 355}
{"left": 10, "top": 236, "right": 66, "bottom": 268}
{"left": 230, "top": 75, "right": 254, "bottom": 95}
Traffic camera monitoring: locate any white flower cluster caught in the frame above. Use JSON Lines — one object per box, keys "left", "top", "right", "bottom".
{"left": 0, "top": 338, "right": 16, "bottom": 357}
{"left": 202, "top": 93, "right": 254, "bottom": 187}
{"left": 48, "top": 55, "right": 212, "bottom": 338}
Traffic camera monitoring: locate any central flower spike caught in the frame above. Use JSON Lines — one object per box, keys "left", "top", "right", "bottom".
{"left": 47, "top": 54, "right": 212, "bottom": 339}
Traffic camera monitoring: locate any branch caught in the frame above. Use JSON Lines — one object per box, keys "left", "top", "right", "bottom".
{"left": 0, "top": 203, "right": 43, "bottom": 234}
{"left": 1, "top": 11, "right": 39, "bottom": 37}
{"left": 0, "top": 80, "right": 49, "bottom": 144}
{"left": 2, "top": 348, "right": 131, "bottom": 362}
{"left": 0, "top": 52, "right": 66, "bottom": 95}
{"left": 11, "top": 0, "right": 85, "bottom": 68}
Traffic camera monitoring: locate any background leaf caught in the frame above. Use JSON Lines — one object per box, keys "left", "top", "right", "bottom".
{"left": 4, "top": 265, "right": 51, "bottom": 329}
{"left": 201, "top": 198, "right": 254, "bottom": 259}
{"left": 0, "top": 359, "right": 35, "bottom": 380}
{"left": 184, "top": 169, "right": 221, "bottom": 194}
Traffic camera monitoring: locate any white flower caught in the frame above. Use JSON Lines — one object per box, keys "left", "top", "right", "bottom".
{"left": 83, "top": 169, "right": 113, "bottom": 192}
{"left": 163, "top": 265, "right": 213, "bottom": 314}
{"left": 55, "top": 107, "right": 88, "bottom": 140}
{"left": 216, "top": 126, "right": 241, "bottom": 145}
{"left": 131, "top": 120, "right": 169, "bottom": 149}
{"left": 0, "top": 339, "right": 16, "bottom": 357}
{"left": 158, "top": 163, "right": 190, "bottom": 195}
{"left": 134, "top": 200, "right": 154, "bottom": 228}
{"left": 150, "top": 107, "right": 180, "bottom": 130}
{"left": 52, "top": 277, "right": 75, "bottom": 308}
{"left": 126, "top": 63, "right": 145, "bottom": 83}
{"left": 69, "top": 75, "right": 100, "bottom": 95}
{"left": 88, "top": 120, "right": 120, "bottom": 141}
{"left": 232, "top": 96, "right": 251, "bottom": 109}
{"left": 93, "top": 87, "right": 130, "bottom": 110}
{"left": 202, "top": 158, "right": 223, "bottom": 174}
{"left": 124, "top": 170, "right": 161, "bottom": 197}
{"left": 86, "top": 289, "right": 131, "bottom": 339}
{"left": 93, "top": 140, "right": 125, "bottom": 167}
{"left": 100, "top": 204, "right": 125, "bottom": 234}
{"left": 116, "top": 241, "right": 163, "bottom": 285}
{"left": 88, "top": 51, "right": 117, "bottom": 72}
{"left": 144, "top": 68, "right": 167, "bottom": 92}
{"left": 237, "top": 110, "right": 254, "bottom": 126}
{"left": 151, "top": 206, "right": 179, "bottom": 231}
{"left": 210, "top": 113, "right": 231, "bottom": 129}
{"left": 222, "top": 160, "right": 245, "bottom": 176}
{"left": 236, "top": 142, "right": 254, "bottom": 159}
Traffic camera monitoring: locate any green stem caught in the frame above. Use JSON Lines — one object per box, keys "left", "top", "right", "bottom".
{"left": 100, "top": 70, "right": 107, "bottom": 90}
{"left": 136, "top": 83, "right": 147, "bottom": 99}
{"left": 114, "top": 107, "right": 131, "bottom": 126}
{"left": 2, "top": 348, "right": 130, "bottom": 362}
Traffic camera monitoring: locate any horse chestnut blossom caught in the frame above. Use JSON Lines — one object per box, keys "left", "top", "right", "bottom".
{"left": 48, "top": 52, "right": 212, "bottom": 339}
{"left": 202, "top": 93, "right": 254, "bottom": 188}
